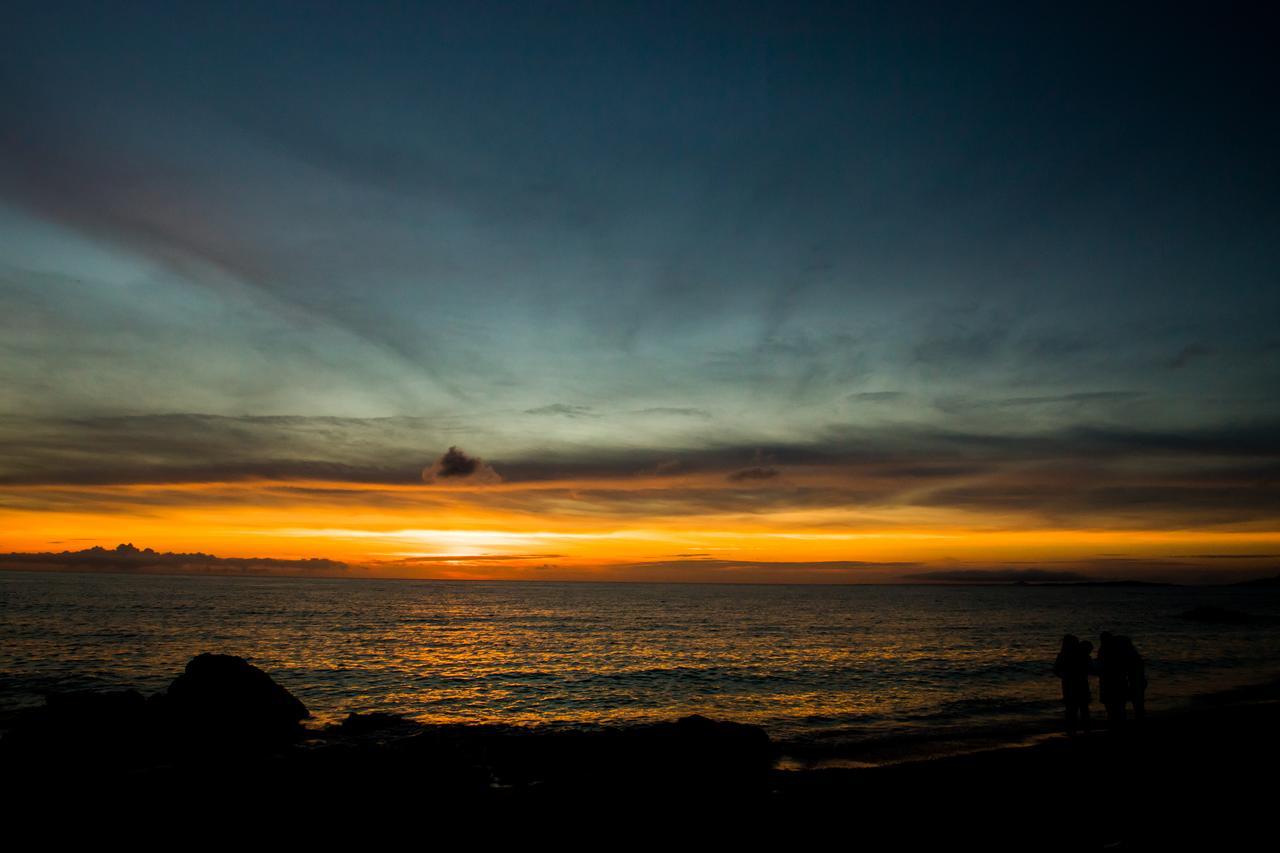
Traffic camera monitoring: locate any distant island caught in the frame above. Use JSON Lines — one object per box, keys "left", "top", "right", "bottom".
{"left": 0, "top": 543, "right": 348, "bottom": 577}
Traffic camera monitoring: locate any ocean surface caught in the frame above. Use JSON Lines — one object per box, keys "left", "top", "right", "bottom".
{"left": 4, "top": 571, "right": 1279, "bottom": 752}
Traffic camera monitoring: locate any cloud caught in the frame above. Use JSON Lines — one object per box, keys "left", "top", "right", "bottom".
{"left": 1169, "top": 554, "right": 1280, "bottom": 560}
{"left": 422, "top": 446, "right": 501, "bottom": 484}
{"left": 3, "top": 412, "right": 1279, "bottom": 529}
{"left": 935, "top": 391, "right": 1142, "bottom": 413}
{"left": 634, "top": 407, "right": 712, "bottom": 419}
{"left": 727, "top": 466, "right": 780, "bottom": 481}
{"left": 524, "top": 404, "right": 597, "bottom": 418}
{"left": 848, "top": 391, "right": 905, "bottom": 403}
{"left": 645, "top": 458, "right": 683, "bottom": 476}
{"left": 0, "top": 414, "right": 432, "bottom": 485}
{"left": 578, "top": 558, "right": 922, "bottom": 583}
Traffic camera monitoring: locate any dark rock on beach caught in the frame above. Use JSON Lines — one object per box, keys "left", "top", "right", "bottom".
{"left": 151, "top": 652, "right": 309, "bottom": 750}
{"left": 0, "top": 654, "right": 772, "bottom": 803}
{"left": 0, "top": 653, "right": 308, "bottom": 767}
{"left": 0, "top": 689, "right": 153, "bottom": 767}
{"left": 308, "top": 711, "right": 774, "bottom": 798}
{"left": 333, "top": 710, "right": 422, "bottom": 738}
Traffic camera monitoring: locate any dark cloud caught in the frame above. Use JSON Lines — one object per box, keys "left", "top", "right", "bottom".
{"left": 422, "top": 446, "right": 500, "bottom": 484}
{"left": 848, "top": 391, "right": 905, "bottom": 403}
{"left": 727, "top": 466, "right": 780, "bottom": 482}
{"left": 524, "top": 404, "right": 597, "bottom": 418}
{"left": 912, "top": 476, "right": 1280, "bottom": 526}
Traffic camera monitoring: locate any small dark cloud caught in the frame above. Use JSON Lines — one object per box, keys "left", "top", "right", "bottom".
{"left": 908, "top": 568, "right": 1090, "bottom": 583}
{"left": 524, "top": 404, "right": 597, "bottom": 418}
{"left": 727, "top": 466, "right": 780, "bottom": 481}
{"left": 422, "top": 446, "right": 500, "bottom": 483}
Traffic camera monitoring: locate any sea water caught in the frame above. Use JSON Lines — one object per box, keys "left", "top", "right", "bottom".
{"left": 3, "top": 571, "right": 1278, "bottom": 750}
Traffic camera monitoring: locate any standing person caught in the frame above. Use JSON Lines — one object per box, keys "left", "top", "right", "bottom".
{"left": 1098, "top": 632, "right": 1129, "bottom": 729}
{"left": 1074, "top": 640, "right": 1094, "bottom": 733}
{"left": 1053, "top": 634, "right": 1083, "bottom": 735}
{"left": 1120, "top": 636, "right": 1147, "bottom": 722}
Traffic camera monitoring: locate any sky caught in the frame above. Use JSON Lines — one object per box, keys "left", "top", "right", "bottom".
{"left": 1, "top": 1, "right": 1278, "bottom": 582}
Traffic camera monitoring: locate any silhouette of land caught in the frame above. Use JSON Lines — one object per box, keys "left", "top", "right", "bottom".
{"left": 1, "top": 653, "right": 1276, "bottom": 847}
{"left": 0, "top": 543, "right": 349, "bottom": 576}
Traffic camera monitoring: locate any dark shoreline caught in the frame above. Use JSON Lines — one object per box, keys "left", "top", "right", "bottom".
{"left": 3, "top": 656, "right": 1278, "bottom": 848}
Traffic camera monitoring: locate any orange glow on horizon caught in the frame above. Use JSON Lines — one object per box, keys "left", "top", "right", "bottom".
{"left": 2, "top": 475, "right": 1279, "bottom": 581}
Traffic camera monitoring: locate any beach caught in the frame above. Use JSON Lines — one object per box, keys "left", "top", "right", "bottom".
{"left": 3, "top": 651, "right": 1275, "bottom": 849}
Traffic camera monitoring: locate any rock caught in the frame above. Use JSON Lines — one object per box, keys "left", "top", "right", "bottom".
{"left": 460, "top": 714, "right": 774, "bottom": 793}
{"left": 154, "top": 653, "right": 309, "bottom": 750}
{"left": 333, "top": 711, "right": 424, "bottom": 739}
{"left": 632, "top": 714, "right": 774, "bottom": 783}
{"left": 0, "top": 689, "right": 150, "bottom": 765}
{"left": 45, "top": 688, "right": 148, "bottom": 722}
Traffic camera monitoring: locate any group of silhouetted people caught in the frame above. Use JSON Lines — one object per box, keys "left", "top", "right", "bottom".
{"left": 1053, "top": 632, "right": 1147, "bottom": 735}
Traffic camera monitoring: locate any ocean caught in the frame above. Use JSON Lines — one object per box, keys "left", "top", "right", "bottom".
{"left": 3, "top": 571, "right": 1279, "bottom": 753}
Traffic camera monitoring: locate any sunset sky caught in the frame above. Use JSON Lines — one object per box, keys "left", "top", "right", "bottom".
{"left": 2, "top": 2, "right": 1277, "bottom": 582}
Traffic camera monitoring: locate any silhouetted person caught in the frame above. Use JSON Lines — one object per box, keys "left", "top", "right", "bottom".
{"left": 1053, "top": 634, "right": 1088, "bottom": 735}
{"left": 1098, "top": 632, "right": 1129, "bottom": 729}
{"left": 1075, "top": 640, "right": 1094, "bottom": 733}
{"left": 1119, "top": 635, "right": 1147, "bottom": 722}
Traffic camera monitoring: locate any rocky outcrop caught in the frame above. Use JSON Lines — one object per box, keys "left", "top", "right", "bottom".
{"left": 0, "top": 654, "right": 773, "bottom": 801}
{"left": 150, "top": 653, "right": 309, "bottom": 750}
